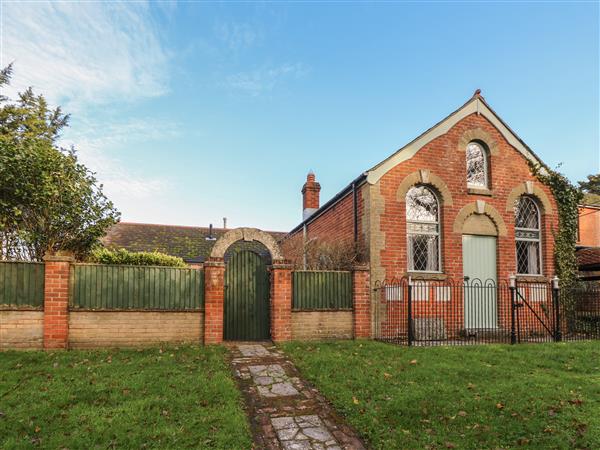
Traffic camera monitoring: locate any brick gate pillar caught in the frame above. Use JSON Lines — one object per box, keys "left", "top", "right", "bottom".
{"left": 204, "top": 259, "right": 225, "bottom": 344}
{"left": 271, "top": 263, "right": 292, "bottom": 342}
{"left": 353, "top": 265, "right": 371, "bottom": 339}
{"left": 43, "top": 252, "right": 74, "bottom": 350}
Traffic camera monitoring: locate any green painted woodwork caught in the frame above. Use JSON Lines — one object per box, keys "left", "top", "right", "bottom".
{"left": 224, "top": 250, "right": 270, "bottom": 341}
{"left": 462, "top": 235, "right": 498, "bottom": 329}
{"left": 292, "top": 271, "right": 352, "bottom": 310}
{"left": 71, "top": 264, "right": 204, "bottom": 310}
{"left": 0, "top": 261, "right": 44, "bottom": 308}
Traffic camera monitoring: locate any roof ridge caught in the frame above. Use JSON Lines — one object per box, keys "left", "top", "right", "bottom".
{"left": 115, "top": 221, "right": 287, "bottom": 234}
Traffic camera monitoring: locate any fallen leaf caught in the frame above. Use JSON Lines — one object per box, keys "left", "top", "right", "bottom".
{"left": 458, "top": 411, "right": 467, "bottom": 417}
{"left": 516, "top": 437, "right": 530, "bottom": 445}
{"left": 496, "top": 403, "right": 504, "bottom": 410}
{"left": 410, "top": 359, "right": 417, "bottom": 365}
{"left": 467, "top": 383, "right": 476, "bottom": 390}
{"left": 568, "top": 398, "right": 583, "bottom": 406}
{"left": 445, "top": 442, "right": 456, "bottom": 448}
{"left": 383, "top": 372, "right": 392, "bottom": 379}
{"left": 352, "top": 396, "right": 360, "bottom": 405}
{"left": 34, "top": 426, "right": 41, "bottom": 433}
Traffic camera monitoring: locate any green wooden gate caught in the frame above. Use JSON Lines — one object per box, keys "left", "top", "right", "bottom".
{"left": 224, "top": 250, "right": 270, "bottom": 340}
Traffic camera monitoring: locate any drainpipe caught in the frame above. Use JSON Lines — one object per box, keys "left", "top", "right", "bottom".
{"left": 352, "top": 181, "right": 358, "bottom": 243}
{"left": 302, "top": 223, "right": 308, "bottom": 270}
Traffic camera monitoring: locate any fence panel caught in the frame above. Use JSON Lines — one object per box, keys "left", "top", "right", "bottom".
{"left": 292, "top": 271, "right": 352, "bottom": 310}
{"left": 0, "top": 261, "right": 45, "bottom": 308}
{"left": 373, "top": 278, "right": 573, "bottom": 346}
{"left": 561, "top": 282, "right": 600, "bottom": 341}
{"left": 71, "top": 264, "right": 204, "bottom": 310}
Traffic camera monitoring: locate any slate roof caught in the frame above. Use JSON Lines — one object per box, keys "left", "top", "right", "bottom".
{"left": 577, "top": 247, "right": 600, "bottom": 270}
{"left": 102, "top": 222, "right": 287, "bottom": 263}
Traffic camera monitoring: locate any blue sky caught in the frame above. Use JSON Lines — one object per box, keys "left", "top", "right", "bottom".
{"left": 2, "top": 1, "right": 598, "bottom": 231}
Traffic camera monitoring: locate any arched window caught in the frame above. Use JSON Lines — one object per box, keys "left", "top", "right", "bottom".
{"left": 466, "top": 142, "right": 488, "bottom": 188}
{"left": 514, "top": 196, "right": 542, "bottom": 274}
{"left": 406, "top": 185, "right": 440, "bottom": 272}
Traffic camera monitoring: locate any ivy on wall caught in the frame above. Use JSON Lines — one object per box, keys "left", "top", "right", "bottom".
{"left": 529, "top": 162, "right": 583, "bottom": 288}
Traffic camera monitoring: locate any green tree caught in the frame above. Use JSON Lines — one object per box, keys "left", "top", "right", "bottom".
{"left": 0, "top": 64, "right": 120, "bottom": 261}
{"left": 579, "top": 173, "right": 600, "bottom": 205}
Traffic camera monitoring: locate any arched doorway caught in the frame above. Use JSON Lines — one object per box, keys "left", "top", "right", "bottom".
{"left": 223, "top": 242, "right": 271, "bottom": 340}
{"left": 210, "top": 228, "right": 284, "bottom": 341}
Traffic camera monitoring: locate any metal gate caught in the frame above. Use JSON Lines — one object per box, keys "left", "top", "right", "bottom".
{"left": 224, "top": 250, "right": 270, "bottom": 340}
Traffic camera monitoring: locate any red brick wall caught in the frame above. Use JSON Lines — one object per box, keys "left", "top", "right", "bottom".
{"left": 282, "top": 187, "right": 366, "bottom": 265}
{"left": 271, "top": 265, "right": 292, "bottom": 342}
{"left": 376, "top": 112, "right": 558, "bottom": 283}
{"left": 353, "top": 268, "right": 371, "bottom": 338}
{"left": 43, "top": 256, "right": 72, "bottom": 349}
{"left": 578, "top": 206, "right": 600, "bottom": 247}
{"left": 204, "top": 261, "right": 225, "bottom": 344}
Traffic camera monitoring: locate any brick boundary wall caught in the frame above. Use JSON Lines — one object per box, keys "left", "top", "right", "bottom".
{"left": 69, "top": 311, "right": 204, "bottom": 348}
{"left": 271, "top": 263, "right": 293, "bottom": 342}
{"left": 204, "top": 260, "right": 225, "bottom": 344}
{"left": 291, "top": 311, "right": 353, "bottom": 340}
{"left": 352, "top": 266, "right": 371, "bottom": 339}
{"left": 0, "top": 310, "right": 44, "bottom": 349}
{"left": 42, "top": 254, "right": 73, "bottom": 350}
{"left": 1, "top": 257, "right": 368, "bottom": 350}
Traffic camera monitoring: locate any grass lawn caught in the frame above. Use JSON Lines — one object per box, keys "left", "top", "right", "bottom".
{"left": 0, "top": 345, "right": 251, "bottom": 449}
{"left": 282, "top": 341, "right": 600, "bottom": 450}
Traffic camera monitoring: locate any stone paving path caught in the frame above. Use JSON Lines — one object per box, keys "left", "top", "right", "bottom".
{"left": 229, "top": 343, "right": 367, "bottom": 450}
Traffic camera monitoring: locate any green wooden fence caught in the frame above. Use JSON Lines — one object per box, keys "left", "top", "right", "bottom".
{"left": 71, "top": 264, "right": 204, "bottom": 310}
{"left": 0, "top": 261, "right": 45, "bottom": 308}
{"left": 292, "top": 271, "right": 352, "bottom": 310}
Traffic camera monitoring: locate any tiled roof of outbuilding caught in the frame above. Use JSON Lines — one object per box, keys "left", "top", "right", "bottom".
{"left": 102, "top": 222, "right": 287, "bottom": 263}
{"left": 577, "top": 247, "right": 600, "bottom": 270}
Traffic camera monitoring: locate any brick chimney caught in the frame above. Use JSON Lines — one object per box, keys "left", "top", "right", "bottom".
{"left": 302, "top": 171, "right": 321, "bottom": 220}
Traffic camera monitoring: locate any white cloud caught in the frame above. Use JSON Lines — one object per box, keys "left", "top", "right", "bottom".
{"left": 62, "top": 117, "right": 178, "bottom": 201}
{"left": 1, "top": 1, "right": 175, "bottom": 215}
{"left": 1, "top": 1, "right": 169, "bottom": 111}
{"left": 214, "top": 21, "right": 261, "bottom": 50}
{"left": 226, "top": 63, "right": 309, "bottom": 96}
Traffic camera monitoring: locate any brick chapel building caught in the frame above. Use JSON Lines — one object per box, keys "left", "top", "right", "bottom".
{"left": 282, "top": 91, "right": 559, "bottom": 286}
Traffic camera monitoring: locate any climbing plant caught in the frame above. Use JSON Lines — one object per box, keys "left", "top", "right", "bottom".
{"left": 529, "top": 162, "right": 582, "bottom": 288}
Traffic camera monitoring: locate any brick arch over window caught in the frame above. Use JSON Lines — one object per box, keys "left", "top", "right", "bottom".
{"left": 210, "top": 227, "right": 284, "bottom": 261}
{"left": 457, "top": 128, "right": 500, "bottom": 156}
{"left": 396, "top": 170, "right": 454, "bottom": 206}
{"left": 453, "top": 202, "right": 508, "bottom": 236}
{"left": 505, "top": 182, "right": 553, "bottom": 214}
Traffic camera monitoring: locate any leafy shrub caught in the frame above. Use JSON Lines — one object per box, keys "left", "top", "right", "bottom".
{"left": 283, "top": 237, "right": 366, "bottom": 270}
{"left": 90, "top": 247, "right": 187, "bottom": 267}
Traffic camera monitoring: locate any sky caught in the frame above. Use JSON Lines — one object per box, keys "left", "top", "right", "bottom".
{"left": 1, "top": 1, "right": 599, "bottom": 232}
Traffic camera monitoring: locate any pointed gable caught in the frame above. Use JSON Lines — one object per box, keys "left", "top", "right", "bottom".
{"left": 365, "top": 93, "right": 546, "bottom": 185}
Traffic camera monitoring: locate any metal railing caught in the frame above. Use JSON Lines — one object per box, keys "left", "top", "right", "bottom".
{"left": 373, "top": 277, "right": 600, "bottom": 346}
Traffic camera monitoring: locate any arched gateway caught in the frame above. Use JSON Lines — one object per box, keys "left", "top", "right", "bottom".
{"left": 205, "top": 228, "right": 287, "bottom": 342}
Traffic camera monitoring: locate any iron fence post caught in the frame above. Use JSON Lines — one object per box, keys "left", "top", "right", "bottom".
{"left": 552, "top": 276, "right": 562, "bottom": 342}
{"left": 509, "top": 275, "right": 516, "bottom": 345}
{"left": 407, "top": 277, "right": 413, "bottom": 346}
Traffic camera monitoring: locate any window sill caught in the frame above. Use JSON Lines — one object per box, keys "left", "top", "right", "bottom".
{"left": 405, "top": 272, "right": 448, "bottom": 281}
{"left": 467, "top": 187, "right": 493, "bottom": 196}
{"left": 516, "top": 275, "right": 547, "bottom": 283}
